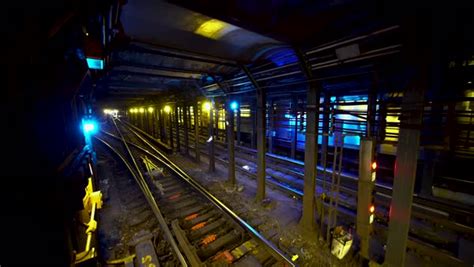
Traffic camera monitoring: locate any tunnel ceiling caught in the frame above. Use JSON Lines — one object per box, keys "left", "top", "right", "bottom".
{"left": 165, "top": 0, "right": 399, "bottom": 45}
{"left": 99, "top": 0, "right": 378, "bottom": 104}
{"left": 99, "top": 0, "right": 307, "bottom": 106}
{"left": 97, "top": 0, "right": 454, "bottom": 107}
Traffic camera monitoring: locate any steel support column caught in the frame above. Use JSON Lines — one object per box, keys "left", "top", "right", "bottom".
{"left": 208, "top": 99, "right": 215, "bottom": 172}
{"left": 296, "top": 49, "right": 321, "bottom": 232}
{"left": 236, "top": 102, "right": 241, "bottom": 145}
{"left": 268, "top": 99, "right": 274, "bottom": 154}
{"left": 321, "top": 94, "right": 331, "bottom": 165}
{"left": 227, "top": 99, "right": 236, "bottom": 185}
{"left": 183, "top": 104, "right": 189, "bottom": 156}
{"left": 301, "top": 84, "right": 320, "bottom": 231}
{"left": 175, "top": 104, "right": 180, "bottom": 152}
{"left": 194, "top": 101, "right": 200, "bottom": 163}
{"left": 168, "top": 108, "right": 173, "bottom": 149}
{"left": 385, "top": 83, "right": 425, "bottom": 267}
{"left": 291, "top": 95, "right": 298, "bottom": 159}
{"left": 251, "top": 99, "right": 257, "bottom": 149}
{"left": 357, "top": 138, "right": 375, "bottom": 259}
{"left": 243, "top": 66, "right": 266, "bottom": 202}
{"left": 215, "top": 102, "right": 219, "bottom": 141}
{"left": 367, "top": 83, "right": 377, "bottom": 138}
{"left": 154, "top": 109, "right": 160, "bottom": 139}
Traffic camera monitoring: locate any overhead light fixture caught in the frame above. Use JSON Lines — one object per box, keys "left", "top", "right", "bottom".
{"left": 203, "top": 102, "right": 212, "bottom": 111}
{"left": 86, "top": 57, "right": 104, "bottom": 70}
{"left": 230, "top": 101, "right": 239, "bottom": 111}
{"left": 194, "top": 19, "right": 238, "bottom": 40}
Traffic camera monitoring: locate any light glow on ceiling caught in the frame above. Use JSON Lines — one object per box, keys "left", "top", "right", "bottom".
{"left": 194, "top": 19, "right": 237, "bottom": 40}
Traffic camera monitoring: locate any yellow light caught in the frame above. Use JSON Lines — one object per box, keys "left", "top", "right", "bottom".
{"left": 139, "top": 107, "right": 145, "bottom": 113}
{"left": 129, "top": 108, "right": 134, "bottom": 113}
{"left": 371, "top": 162, "right": 377, "bottom": 170}
{"left": 163, "top": 105, "right": 171, "bottom": 113}
{"left": 194, "top": 19, "right": 236, "bottom": 40}
{"left": 148, "top": 107, "right": 154, "bottom": 113}
{"left": 203, "top": 102, "right": 212, "bottom": 112}
{"left": 103, "top": 109, "right": 110, "bottom": 114}
{"left": 291, "top": 254, "right": 299, "bottom": 262}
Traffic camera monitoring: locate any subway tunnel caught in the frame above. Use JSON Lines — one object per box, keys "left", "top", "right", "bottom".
{"left": 4, "top": 0, "right": 474, "bottom": 266}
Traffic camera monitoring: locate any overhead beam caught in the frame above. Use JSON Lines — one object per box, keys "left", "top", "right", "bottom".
{"left": 129, "top": 41, "right": 238, "bottom": 67}
{"left": 115, "top": 60, "right": 226, "bottom": 76}
{"left": 112, "top": 65, "right": 203, "bottom": 80}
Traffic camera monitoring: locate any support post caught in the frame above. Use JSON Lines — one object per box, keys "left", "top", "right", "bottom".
{"left": 301, "top": 84, "right": 320, "bottom": 231}
{"left": 208, "top": 99, "right": 216, "bottom": 172}
{"left": 251, "top": 99, "right": 257, "bottom": 149}
{"left": 227, "top": 99, "right": 236, "bottom": 185}
{"left": 291, "top": 95, "right": 298, "bottom": 159}
{"left": 357, "top": 138, "right": 375, "bottom": 260}
{"left": 367, "top": 84, "right": 377, "bottom": 138}
{"left": 168, "top": 108, "right": 173, "bottom": 149}
{"left": 385, "top": 83, "right": 425, "bottom": 267}
{"left": 215, "top": 102, "right": 219, "bottom": 141}
{"left": 194, "top": 101, "right": 200, "bottom": 163}
{"left": 321, "top": 94, "right": 331, "bottom": 171}
{"left": 256, "top": 88, "right": 266, "bottom": 201}
{"left": 183, "top": 104, "right": 189, "bottom": 156}
{"left": 296, "top": 49, "right": 321, "bottom": 232}
{"left": 236, "top": 103, "right": 241, "bottom": 145}
{"left": 268, "top": 99, "right": 274, "bottom": 154}
{"left": 175, "top": 104, "right": 180, "bottom": 152}
{"left": 243, "top": 66, "right": 266, "bottom": 201}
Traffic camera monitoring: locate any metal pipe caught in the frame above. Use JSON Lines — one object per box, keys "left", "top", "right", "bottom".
{"left": 305, "top": 25, "right": 400, "bottom": 55}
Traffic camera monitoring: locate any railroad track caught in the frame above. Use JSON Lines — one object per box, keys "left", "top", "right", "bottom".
{"left": 171, "top": 127, "right": 473, "bottom": 226}
{"left": 97, "top": 119, "right": 295, "bottom": 266}
{"left": 151, "top": 124, "right": 473, "bottom": 266}
{"left": 95, "top": 138, "right": 184, "bottom": 266}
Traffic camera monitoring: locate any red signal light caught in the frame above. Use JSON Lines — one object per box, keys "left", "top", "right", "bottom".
{"left": 371, "top": 162, "right": 377, "bottom": 170}
{"left": 369, "top": 205, "right": 375, "bottom": 213}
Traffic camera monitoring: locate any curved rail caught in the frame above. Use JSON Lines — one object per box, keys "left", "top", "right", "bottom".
{"left": 94, "top": 134, "right": 188, "bottom": 267}
{"left": 111, "top": 118, "right": 296, "bottom": 267}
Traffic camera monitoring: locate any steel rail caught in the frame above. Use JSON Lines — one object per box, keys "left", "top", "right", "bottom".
{"left": 174, "top": 131, "right": 474, "bottom": 235}
{"left": 96, "top": 128, "right": 189, "bottom": 266}
{"left": 180, "top": 139, "right": 468, "bottom": 267}
{"left": 112, "top": 120, "right": 296, "bottom": 267}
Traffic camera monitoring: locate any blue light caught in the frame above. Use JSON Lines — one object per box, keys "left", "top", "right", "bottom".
{"left": 86, "top": 57, "right": 104, "bottom": 70}
{"left": 230, "top": 101, "right": 239, "bottom": 110}
{"left": 268, "top": 48, "right": 298, "bottom": 67}
{"left": 82, "top": 119, "right": 98, "bottom": 135}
